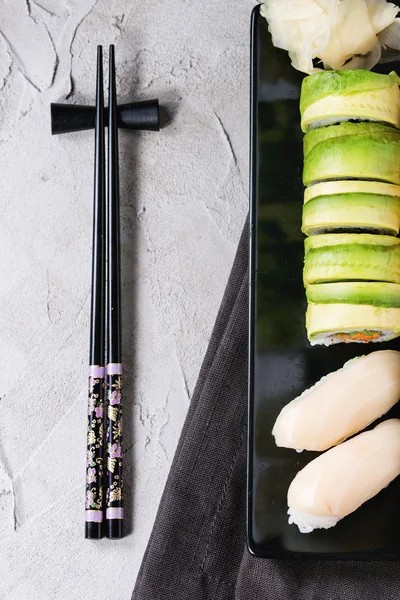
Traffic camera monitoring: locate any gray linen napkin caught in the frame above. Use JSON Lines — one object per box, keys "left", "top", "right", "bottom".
{"left": 132, "top": 216, "right": 400, "bottom": 600}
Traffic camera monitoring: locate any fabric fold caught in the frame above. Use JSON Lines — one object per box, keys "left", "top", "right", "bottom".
{"left": 133, "top": 215, "right": 400, "bottom": 600}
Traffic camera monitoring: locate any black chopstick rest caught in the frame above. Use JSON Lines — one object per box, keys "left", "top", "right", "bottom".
{"left": 51, "top": 99, "right": 160, "bottom": 135}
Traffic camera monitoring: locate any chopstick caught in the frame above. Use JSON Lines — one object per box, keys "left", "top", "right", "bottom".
{"left": 85, "top": 45, "right": 106, "bottom": 540}
{"left": 105, "top": 44, "right": 124, "bottom": 539}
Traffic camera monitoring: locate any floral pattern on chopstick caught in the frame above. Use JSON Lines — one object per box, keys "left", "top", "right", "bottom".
{"left": 106, "top": 374, "right": 123, "bottom": 515}
{"left": 85, "top": 376, "right": 104, "bottom": 512}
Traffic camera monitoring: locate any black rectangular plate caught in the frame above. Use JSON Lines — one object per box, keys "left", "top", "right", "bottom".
{"left": 248, "top": 4, "right": 400, "bottom": 560}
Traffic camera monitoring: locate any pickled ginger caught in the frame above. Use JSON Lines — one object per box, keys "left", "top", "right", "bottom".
{"left": 260, "top": 0, "right": 400, "bottom": 74}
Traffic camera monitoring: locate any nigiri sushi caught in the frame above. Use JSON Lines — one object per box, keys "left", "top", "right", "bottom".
{"left": 287, "top": 419, "right": 400, "bottom": 533}
{"left": 273, "top": 350, "right": 400, "bottom": 452}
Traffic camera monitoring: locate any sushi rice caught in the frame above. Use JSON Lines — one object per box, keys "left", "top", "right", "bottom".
{"left": 288, "top": 509, "right": 340, "bottom": 534}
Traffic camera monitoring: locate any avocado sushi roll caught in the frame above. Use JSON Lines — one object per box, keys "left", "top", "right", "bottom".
{"left": 300, "top": 70, "right": 400, "bottom": 133}
{"left": 303, "top": 233, "right": 400, "bottom": 286}
{"left": 303, "top": 129, "right": 400, "bottom": 186}
{"left": 303, "top": 122, "right": 393, "bottom": 160}
{"left": 302, "top": 181, "right": 400, "bottom": 236}
{"left": 306, "top": 282, "right": 400, "bottom": 346}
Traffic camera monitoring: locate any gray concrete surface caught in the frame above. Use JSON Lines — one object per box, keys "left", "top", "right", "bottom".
{"left": 0, "top": 1, "right": 252, "bottom": 597}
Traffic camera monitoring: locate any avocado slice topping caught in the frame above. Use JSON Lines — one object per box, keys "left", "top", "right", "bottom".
{"left": 300, "top": 70, "right": 400, "bottom": 132}
{"left": 306, "top": 282, "right": 400, "bottom": 308}
{"left": 303, "top": 131, "right": 400, "bottom": 186}
{"left": 304, "top": 234, "right": 400, "bottom": 285}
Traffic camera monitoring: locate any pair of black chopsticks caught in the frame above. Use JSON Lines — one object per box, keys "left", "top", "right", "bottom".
{"left": 85, "top": 45, "right": 123, "bottom": 540}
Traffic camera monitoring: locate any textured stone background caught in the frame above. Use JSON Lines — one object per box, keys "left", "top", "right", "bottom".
{"left": 0, "top": 0, "right": 252, "bottom": 597}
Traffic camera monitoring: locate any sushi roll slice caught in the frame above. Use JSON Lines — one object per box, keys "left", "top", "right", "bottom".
{"left": 303, "top": 233, "right": 400, "bottom": 286}
{"left": 303, "top": 121, "right": 392, "bottom": 159}
{"left": 273, "top": 350, "right": 400, "bottom": 452}
{"left": 287, "top": 419, "right": 400, "bottom": 533}
{"left": 302, "top": 181, "right": 400, "bottom": 236}
{"left": 306, "top": 281, "right": 400, "bottom": 345}
{"left": 300, "top": 70, "right": 400, "bottom": 132}
{"left": 307, "top": 304, "right": 400, "bottom": 346}
{"left": 303, "top": 129, "right": 400, "bottom": 186}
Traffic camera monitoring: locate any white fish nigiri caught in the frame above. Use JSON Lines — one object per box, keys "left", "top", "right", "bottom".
{"left": 288, "top": 419, "right": 400, "bottom": 533}
{"left": 273, "top": 350, "right": 400, "bottom": 452}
